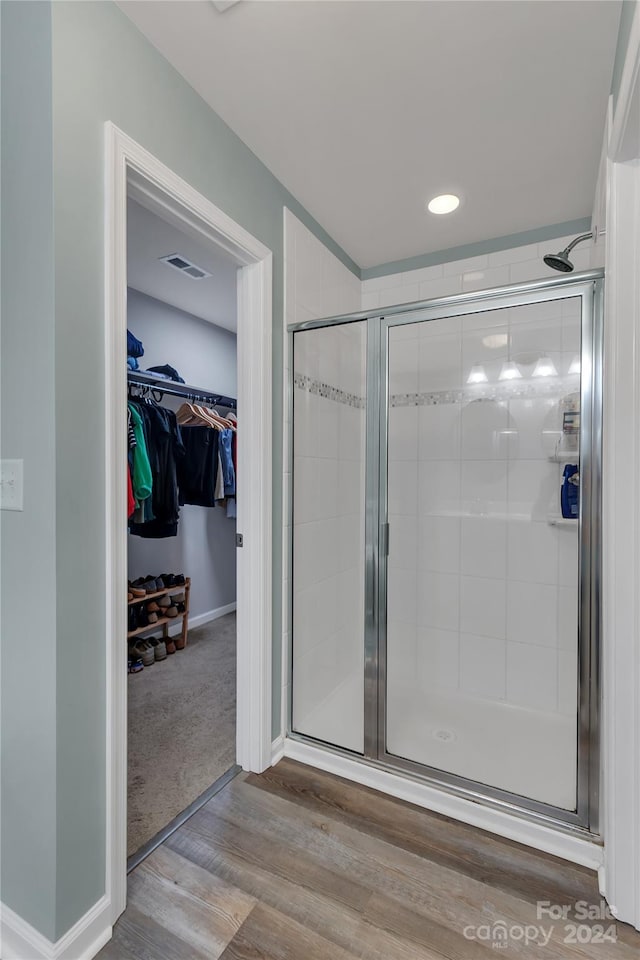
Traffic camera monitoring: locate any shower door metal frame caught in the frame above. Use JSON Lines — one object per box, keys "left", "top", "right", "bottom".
{"left": 287, "top": 269, "right": 603, "bottom": 836}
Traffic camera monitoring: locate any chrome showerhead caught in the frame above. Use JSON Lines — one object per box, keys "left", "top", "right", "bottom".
{"left": 542, "top": 231, "right": 594, "bottom": 273}
{"left": 543, "top": 250, "right": 575, "bottom": 272}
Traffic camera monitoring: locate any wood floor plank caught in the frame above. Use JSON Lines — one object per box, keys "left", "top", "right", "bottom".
{"left": 181, "top": 793, "right": 372, "bottom": 914}
{"left": 232, "top": 767, "right": 640, "bottom": 960}
{"left": 100, "top": 759, "right": 640, "bottom": 960}
{"left": 183, "top": 774, "right": 576, "bottom": 960}
{"left": 207, "top": 777, "right": 561, "bottom": 935}
{"left": 127, "top": 844, "right": 255, "bottom": 958}
{"left": 246, "top": 760, "right": 599, "bottom": 907}
{"left": 219, "top": 903, "right": 361, "bottom": 960}
{"left": 364, "top": 891, "right": 499, "bottom": 960}
{"left": 100, "top": 904, "right": 210, "bottom": 960}
{"left": 166, "top": 825, "right": 450, "bottom": 960}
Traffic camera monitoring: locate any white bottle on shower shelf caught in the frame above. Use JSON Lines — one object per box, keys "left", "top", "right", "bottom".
{"left": 559, "top": 391, "right": 580, "bottom": 456}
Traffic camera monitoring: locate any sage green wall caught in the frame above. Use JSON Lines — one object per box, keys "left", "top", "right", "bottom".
{"left": 0, "top": 0, "right": 58, "bottom": 941}
{"left": 50, "top": 0, "right": 356, "bottom": 938}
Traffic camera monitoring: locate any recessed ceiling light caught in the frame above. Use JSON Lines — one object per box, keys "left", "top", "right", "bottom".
{"left": 427, "top": 194, "right": 460, "bottom": 215}
{"left": 532, "top": 355, "right": 558, "bottom": 378}
{"left": 467, "top": 363, "right": 488, "bottom": 384}
{"left": 499, "top": 361, "right": 522, "bottom": 381}
{"left": 482, "top": 333, "right": 508, "bottom": 349}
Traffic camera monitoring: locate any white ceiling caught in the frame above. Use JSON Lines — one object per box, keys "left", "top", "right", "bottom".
{"left": 118, "top": 1, "right": 621, "bottom": 270}
{"left": 127, "top": 198, "right": 238, "bottom": 330}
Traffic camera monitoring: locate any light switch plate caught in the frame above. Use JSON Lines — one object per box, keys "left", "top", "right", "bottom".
{"left": 0, "top": 459, "right": 24, "bottom": 511}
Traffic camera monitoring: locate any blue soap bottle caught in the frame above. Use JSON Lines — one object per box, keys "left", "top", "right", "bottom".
{"left": 561, "top": 464, "right": 579, "bottom": 519}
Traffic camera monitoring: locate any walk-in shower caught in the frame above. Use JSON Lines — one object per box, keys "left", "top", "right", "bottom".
{"left": 288, "top": 271, "right": 603, "bottom": 833}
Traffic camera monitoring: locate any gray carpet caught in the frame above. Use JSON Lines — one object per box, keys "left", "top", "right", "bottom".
{"left": 127, "top": 612, "right": 236, "bottom": 856}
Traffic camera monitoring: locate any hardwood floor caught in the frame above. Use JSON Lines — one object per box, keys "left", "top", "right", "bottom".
{"left": 99, "top": 759, "right": 640, "bottom": 959}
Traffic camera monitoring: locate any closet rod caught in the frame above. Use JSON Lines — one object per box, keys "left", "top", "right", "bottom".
{"left": 127, "top": 370, "right": 237, "bottom": 410}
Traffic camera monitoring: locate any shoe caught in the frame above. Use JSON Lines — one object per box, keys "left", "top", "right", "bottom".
{"left": 147, "top": 601, "right": 160, "bottom": 613}
{"left": 129, "top": 583, "right": 146, "bottom": 599}
{"left": 128, "top": 607, "right": 138, "bottom": 632}
{"left": 143, "top": 577, "right": 160, "bottom": 593}
{"left": 157, "top": 595, "right": 171, "bottom": 608}
{"left": 165, "top": 605, "right": 178, "bottom": 618}
{"left": 127, "top": 592, "right": 134, "bottom": 602}
{"left": 131, "top": 641, "right": 154, "bottom": 666}
{"left": 174, "top": 574, "right": 185, "bottom": 586}
{"left": 176, "top": 602, "right": 186, "bottom": 614}
{"left": 148, "top": 637, "right": 167, "bottom": 661}
{"left": 154, "top": 576, "right": 165, "bottom": 590}
{"left": 172, "top": 592, "right": 185, "bottom": 604}
{"left": 147, "top": 611, "right": 158, "bottom": 624}
{"left": 136, "top": 606, "right": 150, "bottom": 628}
{"left": 175, "top": 634, "right": 187, "bottom": 651}
{"left": 165, "top": 637, "right": 176, "bottom": 655}
{"left": 128, "top": 656, "right": 144, "bottom": 674}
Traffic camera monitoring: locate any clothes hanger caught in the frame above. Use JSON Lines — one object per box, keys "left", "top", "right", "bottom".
{"left": 177, "top": 400, "right": 221, "bottom": 428}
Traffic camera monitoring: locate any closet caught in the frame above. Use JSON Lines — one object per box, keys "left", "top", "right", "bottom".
{"left": 125, "top": 198, "right": 239, "bottom": 861}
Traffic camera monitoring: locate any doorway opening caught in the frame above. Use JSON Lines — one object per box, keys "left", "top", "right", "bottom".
{"left": 105, "top": 124, "right": 273, "bottom": 923}
{"left": 125, "top": 196, "right": 241, "bottom": 864}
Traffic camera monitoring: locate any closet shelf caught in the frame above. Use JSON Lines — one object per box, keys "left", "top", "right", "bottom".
{"left": 128, "top": 614, "right": 184, "bottom": 639}
{"left": 128, "top": 584, "right": 187, "bottom": 606}
{"left": 127, "top": 370, "right": 236, "bottom": 410}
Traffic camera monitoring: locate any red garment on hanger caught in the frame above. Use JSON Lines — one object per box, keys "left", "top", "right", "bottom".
{"left": 127, "top": 465, "right": 136, "bottom": 518}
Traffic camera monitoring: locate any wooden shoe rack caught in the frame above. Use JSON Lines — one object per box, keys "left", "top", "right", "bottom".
{"left": 128, "top": 577, "right": 191, "bottom": 648}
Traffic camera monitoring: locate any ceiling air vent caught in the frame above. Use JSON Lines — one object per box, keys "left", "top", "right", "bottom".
{"left": 159, "top": 254, "right": 212, "bottom": 280}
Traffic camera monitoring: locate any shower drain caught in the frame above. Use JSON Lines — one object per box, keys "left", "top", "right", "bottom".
{"left": 433, "top": 728, "right": 457, "bottom": 743}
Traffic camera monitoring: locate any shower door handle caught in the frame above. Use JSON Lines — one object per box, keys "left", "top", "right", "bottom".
{"left": 381, "top": 522, "right": 390, "bottom": 557}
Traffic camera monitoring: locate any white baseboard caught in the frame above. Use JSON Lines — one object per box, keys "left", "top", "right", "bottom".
{"left": 283, "top": 738, "right": 604, "bottom": 872}
{"left": 1, "top": 896, "right": 111, "bottom": 960}
{"left": 167, "top": 601, "right": 236, "bottom": 636}
{"left": 271, "top": 735, "right": 285, "bottom": 765}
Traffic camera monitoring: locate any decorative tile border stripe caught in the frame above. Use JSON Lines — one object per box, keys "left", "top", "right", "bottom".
{"left": 295, "top": 371, "right": 579, "bottom": 409}
{"left": 390, "top": 375, "right": 580, "bottom": 407}
{"left": 294, "top": 373, "right": 365, "bottom": 408}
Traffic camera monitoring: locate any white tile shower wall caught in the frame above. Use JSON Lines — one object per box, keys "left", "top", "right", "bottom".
{"left": 361, "top": 232, "right": 604, "bottom": 311}
{"left": 283, "top": 209, "right": 362, "bottom": 746}
{"left": 386, "top": 296, "right": 582, "bottom": 722}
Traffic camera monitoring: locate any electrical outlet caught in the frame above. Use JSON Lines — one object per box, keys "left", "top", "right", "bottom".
{"left": 0, "top": 459, "right": 24, "bottom": 511}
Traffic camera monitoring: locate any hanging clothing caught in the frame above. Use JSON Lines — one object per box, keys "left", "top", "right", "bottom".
{"left": 178, "top": 426, "right": 219, "bottom": 507}
{"left": 215, "top": 451, "right": 225, "bottom": 501}
{"left": 127, "top": 409, "right": 137, "bottom": 450}
{"left": 127, "top": 467, "right": 136, "bottom": 518}
{"left": 127, "top": 403, "right": 153, "bottom": 507}
{"left": 218, "top": 428, "right": 236, "bottom": 497}
{"left": 129, "top": 401, "right": 185, "bottom": 538}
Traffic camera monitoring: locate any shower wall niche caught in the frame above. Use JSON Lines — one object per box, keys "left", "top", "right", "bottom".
{"left": 289, "top": 273, "right": 602, "bottom": 832}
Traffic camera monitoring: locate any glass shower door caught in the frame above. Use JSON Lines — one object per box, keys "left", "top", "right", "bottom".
{"left": 291, "top": 320, "right": 367, "bottom": 753}
{"left": 383, "top": 294, "right": 585, "bottom": 812}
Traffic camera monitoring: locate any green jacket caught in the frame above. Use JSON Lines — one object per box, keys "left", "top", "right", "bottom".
{"left": 128, "top": 403, "right": 153, "bottom": 504}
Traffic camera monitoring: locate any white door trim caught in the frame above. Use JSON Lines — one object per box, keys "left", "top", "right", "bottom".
{"left": 601, "top": 0, "right": 640, "bottom": 929}
{"left": 104, "top": 122, "right": 273, "bottom": 924}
